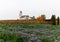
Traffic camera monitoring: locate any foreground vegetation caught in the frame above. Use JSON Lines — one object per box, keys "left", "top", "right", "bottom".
{"left": 0, "top": 24, "right": 60, "bottom": 42}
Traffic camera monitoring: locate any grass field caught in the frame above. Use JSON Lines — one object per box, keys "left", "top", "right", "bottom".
{"left": 0, "top": 23, "right": 60, "bottom": 42}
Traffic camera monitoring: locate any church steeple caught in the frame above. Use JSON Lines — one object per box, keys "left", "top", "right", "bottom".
{"left": 19, "top": 11, "right": 22, "bottom": 18}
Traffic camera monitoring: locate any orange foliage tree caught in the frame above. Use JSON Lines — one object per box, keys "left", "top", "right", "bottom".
{"left": 37, "top": 16, "right": 45, "bottom": 23}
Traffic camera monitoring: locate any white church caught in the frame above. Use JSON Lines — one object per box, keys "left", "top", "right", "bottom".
{"left": 19, "top": 11, "right": 34, "bottom": 20}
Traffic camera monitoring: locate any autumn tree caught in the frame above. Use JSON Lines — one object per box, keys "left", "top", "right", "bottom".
{"left": 37, "top": 15, "right": 45, "bottom": 23}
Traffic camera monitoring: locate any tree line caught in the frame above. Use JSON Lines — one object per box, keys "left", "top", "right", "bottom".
{"left": 37, "top": 15, "right": 60, "bottom": 25}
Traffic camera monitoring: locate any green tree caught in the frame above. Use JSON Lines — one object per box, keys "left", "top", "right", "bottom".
{"left": 31, "top": 16, "right": 35, "bottom": 20}
{"left": 57, "top": 17, "right": 59, "bottom": 25}
{"left": 51, "top": 15, "right": 56, "bottom": 25}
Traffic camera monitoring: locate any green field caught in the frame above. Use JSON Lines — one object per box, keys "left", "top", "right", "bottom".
{"left": 0, "top": 24, "right": 60, "bottom": 42}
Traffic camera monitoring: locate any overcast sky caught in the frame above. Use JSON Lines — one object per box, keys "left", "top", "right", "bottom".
{"left": 0, "top": 0, "right": 60, "bottom": 20}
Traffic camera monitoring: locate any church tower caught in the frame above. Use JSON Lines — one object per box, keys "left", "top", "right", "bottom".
{"left": 19, "top": 11, "right": 22, "bottom": 18}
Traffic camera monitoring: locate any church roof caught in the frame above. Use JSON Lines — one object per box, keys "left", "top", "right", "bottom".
{"left": 20, "top": 15, "right": 29, "bottom": 18}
